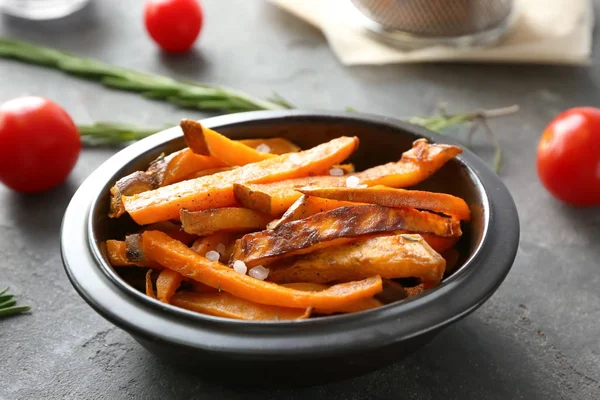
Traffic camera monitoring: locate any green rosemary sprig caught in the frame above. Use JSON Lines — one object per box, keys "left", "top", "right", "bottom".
{"left": 0, "top": 37, "right": 288, "bottom": 113}
{"left": 77, "top": 105, "right": 518, "bottom": 171}
{"left": 0, "top": 38, "right": 518, "bottom": 172}
{"left": 0, "top": 287, "right": 30, "bottom": 318}
{"left": 78, "top": 122, "right": 172, "bottom": 146}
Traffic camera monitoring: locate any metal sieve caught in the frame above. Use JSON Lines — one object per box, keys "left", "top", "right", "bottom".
{"left": 348, "top": 0, "right": 515, "bottom": 48}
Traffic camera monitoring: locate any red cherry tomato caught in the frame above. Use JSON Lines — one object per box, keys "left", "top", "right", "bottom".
{"left": 0, "top": 96, "right": 81, "bottom": 193}
{"left": 536, "top": 107, "right": 600, "bottom": 206}
{"left": 144, "top": 0, "right": 203, "bottom": 53}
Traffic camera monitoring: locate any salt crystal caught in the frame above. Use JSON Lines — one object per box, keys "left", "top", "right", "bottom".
{"left": 256, "top": 143, "right": 271, "bottom": 153}
{"left": 215, "top": 243, "right": 226, "bottom": 255}
{"left": 205, "top": 250, "right": 220, "bottom": 262}
{"left": 345, "top": 176, "right": 360, "bottom": 188}
{"left": 329, "top": 167, "right": 344, "bottom": 177}
{"left": 232, "top": 260, "right": 247, "bottom": 275}
{"left": 249, "top": 265, "right": 270, "bottom": 280}
{"left": 289, "top": 153, "right": 301, "bottom": 165}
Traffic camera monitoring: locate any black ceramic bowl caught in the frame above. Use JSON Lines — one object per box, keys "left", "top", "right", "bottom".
{"left": 61, "top": 110, "right": 519, "bottom": 386}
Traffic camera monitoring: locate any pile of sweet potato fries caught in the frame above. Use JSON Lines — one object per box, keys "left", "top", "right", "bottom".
{"left": 105, "top": 119, "right": 468, "bottom": 321}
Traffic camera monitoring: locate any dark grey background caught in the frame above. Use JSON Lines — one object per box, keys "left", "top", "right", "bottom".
{"left": 0, "top": 1, "right": 599, "bottom": 399}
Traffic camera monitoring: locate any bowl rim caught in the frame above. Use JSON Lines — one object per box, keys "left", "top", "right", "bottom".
{"left": 61, "top": 110, "right": 520, "bottom": 359}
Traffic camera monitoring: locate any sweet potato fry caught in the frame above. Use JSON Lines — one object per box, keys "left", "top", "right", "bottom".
{"left": 281, "top": 283, "right": 383, "bottom": 314}
{"left": 269, "top": 195, "right": 363, "bottom": 228}
{"left": 109, "top": 149, "right": 226, "bottom": 218}
{"left": 156, "top": 269, "right": 183, "bottom": 303}
{"left": 125, "top": 234, "right": 149, "bottom": 264}
{"left": 268, "top": 234, "right": 446, "bottom": 284}
{"left": 159, "top": 149, "right": 227, "bottom": 186}
{"left": 181, "top": 208, "right": 272, "bottom": 236}
{"left": 145, "top": 270, "right": 157, "bottom": 299}
{"left": 238, "top": 138, "right": 301, "bottom": 155}
{"left": 141, "top": 230, "right": 383, "bottom": 309}
{"left": 106, "top": 240, "right": 135, "bottom": 267}
{"left": 232, "top": 177, "right": 346, "bottom": 216}
{"left": 298, "top": 185, "right": 470, "bottom": 221}
{"left": 171, "top": 291, "right": 311, "bottom": 321}
{"left": 181, "top": 119, "right": 277, "bottom": 166}
{"left": 266, "top": 198, "right": 458, "bottom": 251}
{"left": 233, "top": 205, "right": 461, "bottom": 267}
{"left": 121, "top": 136, "right": 359, "bottom": 225}
{"left": 105, "top": 240, "right": 160, "bottom": 268}
{"left": 355, "top": 138, "right": 462, "bottom": 188}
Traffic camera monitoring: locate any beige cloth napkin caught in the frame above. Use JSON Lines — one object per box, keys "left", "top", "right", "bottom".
{"left": 267, "top": 0, "right": 594, "bottom": 65}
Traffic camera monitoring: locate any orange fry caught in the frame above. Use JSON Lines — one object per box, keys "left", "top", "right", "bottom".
{"left": 269, "top": 195, "right": 363, "bottom": 228}
{"left": 181, "top": 119, "right": 277, "bottom": 166}
{"left": 269, "top": 234, "right": 446, "bottom": 284}
{"left": 121, "top": 136, "right": 359, "bottom": 225}
{"left": 181, "top": 208, "right": 272, "bottom": 236}
{"left": 105, "top": 240, "right": 159, "bottom": 268}
{"left": 298, "top": 185, "right": 470, "bottom": 221}
{"left": 171, "top": 291, "right": 311, "bottom": 321}
{"left": 281, "top": 283, "right": 383, "bottom": 314}
{"left": 156, "top": 269, "right": 183, "bottom": 303}
{"left": 354, "top": 138, "right": 462, "bottom": 188}
{"left": 233, "top": 205, "right": 460, "bottom": 267}
{"left": 106, "top": 240, "right": 135, "bottom": 267}
{"left": 141, "top": 230, "right": 383, "bottom": 310}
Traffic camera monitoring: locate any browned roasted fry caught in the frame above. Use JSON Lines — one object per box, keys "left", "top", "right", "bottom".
{"left": 233, "top": 205, "right": 460, "bottom": 267}
{"left": 268, "top": 234, "right": 446, "bottom": 284}
{"left": 281, "top": 283, "right": 383, "bottom": 314}
{"left": 181, "top": 208, "right": 272, "bottom": 236}
{"left": 109, "top": 149, "right": 225, "bottom": 218}
{"left": 268, "top": 195, "right": 361, "bottom": 229}
{"left": 298, "top": 185, "right": 470, "bottom": 221}
{"left": 171, "top": 291, "right": 312, "bottom": 321}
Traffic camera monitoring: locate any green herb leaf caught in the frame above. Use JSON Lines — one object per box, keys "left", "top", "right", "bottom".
{"left": 0, "top": 306, "right": 31, "bottom": 317}
{"left": 0, "top": 288, "right": 30, "bottom": 318}
{"left": 0, "top": 37, "right": 286, "bottom": 114}
{"left": 0, "top": 294, "right": 14, "bottom": 303}
{"left": 0, "top": 299, "right": 17, "bottom": 309}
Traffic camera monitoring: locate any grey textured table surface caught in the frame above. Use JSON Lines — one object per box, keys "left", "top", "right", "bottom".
{"left": 1, "top": 1, "right": 599, "bottom": 399}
